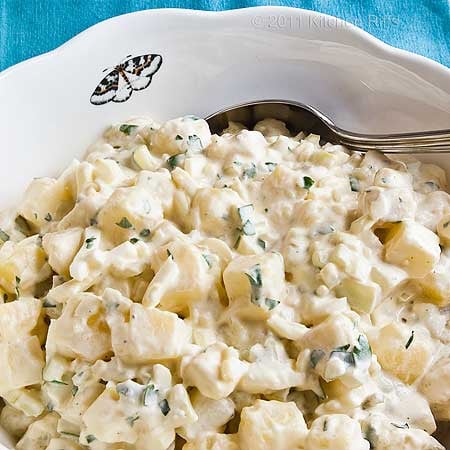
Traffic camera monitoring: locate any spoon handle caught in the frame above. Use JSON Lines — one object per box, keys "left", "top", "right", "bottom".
{"left": 333, "top": 128, "right": 450, "bottom": 153}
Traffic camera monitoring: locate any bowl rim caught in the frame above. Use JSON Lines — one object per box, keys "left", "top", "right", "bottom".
{"left": 1, "top": 6, "right": 449, "bottom": 83}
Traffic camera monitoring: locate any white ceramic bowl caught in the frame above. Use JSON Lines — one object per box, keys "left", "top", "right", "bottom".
{"left": 0, "top": 6, "right": 449, "bottom": 449}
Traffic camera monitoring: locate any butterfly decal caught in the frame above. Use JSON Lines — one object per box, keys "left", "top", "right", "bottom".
{"left": 90, "top": 54, "right": 163, "bottom": 105}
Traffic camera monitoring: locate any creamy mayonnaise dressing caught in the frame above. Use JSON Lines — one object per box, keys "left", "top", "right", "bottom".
{"left": 0, "top": 115, "right": 449, "bottom": 450}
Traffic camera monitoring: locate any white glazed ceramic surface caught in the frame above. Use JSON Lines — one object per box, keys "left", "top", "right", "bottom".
{"left": 0, "top": 6, "right": 449, "bottom": 449}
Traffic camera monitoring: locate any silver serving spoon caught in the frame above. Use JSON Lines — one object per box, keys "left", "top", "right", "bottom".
{"left": 206, "top": 100, "right": 450, "bottom": 153}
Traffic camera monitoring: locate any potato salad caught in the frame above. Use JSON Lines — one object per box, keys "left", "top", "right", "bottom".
{"left": 0, "top": 115, "right": 449, "bottom": 450}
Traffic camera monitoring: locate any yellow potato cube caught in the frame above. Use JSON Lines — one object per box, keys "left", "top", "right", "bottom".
{"left": 384, "top": 220, "right": 440, "bottom": 278}
{"left": 370, "top": 323, "right": 433, "bottom": 384}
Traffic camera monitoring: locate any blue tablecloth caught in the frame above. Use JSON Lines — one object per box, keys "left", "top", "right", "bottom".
{"left": 0, "top": 0, "right": 449, "bottom": 72}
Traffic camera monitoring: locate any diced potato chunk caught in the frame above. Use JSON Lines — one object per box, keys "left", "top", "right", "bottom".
{"left": 419, "top": 253, "right": 450, "bottom": 306}
{"left": 305, "top": 414, "right": 369, "bottom": 450}
{"left": 420, "top": 356, "right": 450, "bottom": 420}
{"left": 238, "top": 400, "right": 307, "bottom": 450}
{"left": 16, "top": 413, "right": 58, "bottom": 450}
{"left": 42, "top": 228, "right": 83, "bottom": 276}
{"left": 0, "top": 336, "right": 44, "bottom": 394}
{"left": 223, "top": 252, "right": 286, "bottom": 319}
{"left": 106, "top": 289, "right": 191, "bottom": 363}
{"left": 335, "top": 277, "right": 381, "bottom": 313}
{"left": 370, "top": 323, "right": 433, "bottom": 384}
{"left": 182, "top": 343, "right": 247, "bottom": 400}
{"left": 182, "top": 433, "right": 240, "bottom": 450}
{"left": 179, "top": 391, "right": 235, "bottom": 441}
{"left": 0, "top": 298, "right": 41, "bottom": 340}
{"left": 384, "top": 220, "right": 440, "bottom": 278}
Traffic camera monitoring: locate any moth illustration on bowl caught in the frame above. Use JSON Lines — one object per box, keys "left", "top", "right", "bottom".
{"left": 90, "top": 53, "right": 163, "bottom": 105}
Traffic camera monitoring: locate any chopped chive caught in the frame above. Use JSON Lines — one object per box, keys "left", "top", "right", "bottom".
{"left": 353, "top": 335, "right": 372, "bottom": 360}
{"left": 391, "top": 422, "right": 409, "bottom": 429}
{"left": 143, "top": 384, "right": 156, "bottom": 406}
{"left": 48, "top": 380, "right": 68, "bottom": 385}
{"left": 119, "top": 124, "right": 138, "bottom": 135}
{"left": 405, "top": 330, "right": 414, "bottom": 349}
{"left": 234, "top": 234, "right": 242, "bottom": 249}
{"left": 71, "top": 385, "right": 79, "bottom": 396}
{"left": 243, "top": 163, "right": 257, "bottom": 179}
{"left": 265, "top": 162, "right": 277, "bottom": 172}
{"left": 265, "top": 298, "right": 279, "bottom": 310}
{"left": 257, "top": 238, "right": 266, "bottom": 250}
{"left": 126, "top": 413, "right": 140, "bottom": 427}
{"left": 60, "top": 431, "right": 80, "bottom": 438}
{"left": 0, "top": 229, "right": 10, "bottom": 242}
{"left": 15, "top": 276, "right": 20, "bottom": 297}
{"left": 187, "top": 134, "right": 203, "bottom": 151}
{"left": 139, "top": 228, "right": 151, "bottom": 238}
{"left": 349, "top": 176, "right": 360, "bottom": 192}
{"left": 86, "top": 435, "right": 96, "bottom": 443}
{"left": 202, "top": 254, "right": 213, "bottom": 268}
{"left": 116, "top": 384, "right": 129, "bottom": 396}
{"left": 167, "top": 249, "right": 173, "bottom": 259}
{"left": 303, "top": 176, "right": 315, "bottom": 189}
{"left": 44, "top": 213, "right": 53, "bottom": 222}
{"left": 167, "top": 153, "right": 185, "bottom": 170}
{"left": 175, "top": 134, "right": 183, "bottom": 141}
{"left": 85, "top": 237, "right": 96, "bottom": 249}
{"left": 130, "top": 238, "right": 139, "bottom": 244}
{"left": 116, "top": 217, "right": 133, "bottom": 229}
{"left": 159, "top": 399, "right": 170, "bottom": 416}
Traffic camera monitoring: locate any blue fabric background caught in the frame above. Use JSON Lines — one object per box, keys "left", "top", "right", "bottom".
{"left": 0, "top": 0, "right": 449, "bottom": 72}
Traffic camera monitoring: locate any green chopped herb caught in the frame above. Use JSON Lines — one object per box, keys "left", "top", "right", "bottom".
{"left": 391, "top": 422, "right": 409, "bottom": 429}
{"left": 167, "top": 249, "right": 173, "bottom": 258}
{"left": 405, "top": 330, "right": 415, "bottom": 349}
{"left": 116, "top": 217, "right": 133, "bottom": 229}
{"left": 46, "top": 402, "right": 54, "bottom": 412}
{"left": 71, "top": 385, "right": 79, "bottom": 396}
{"left": 303, "top": 176, "right": 315, "bottom": 190}
{"left": 353, "top": 335, "right": 372, "bottom": 360}
{"left": 130, "top": 238, "right": 139, "bottom": 244}
{"left": 238, "top": 204, "right": 256, "bottom": 236}
{"left": 243, "top": 163, "right": 257, "bottom": 179}
{"left": 310, "top": 349, "right": 325, "bottom": 368}
{"left": 443, "top": 221, "right": 449, "bottom": 228}
{"left": 43, "top": 299, "right": 56, "bottom": 308}
{"left": 245, "top": 264, "right": 263, "bottom": 304}
{"left": 233, "top": 161, "right": 242, "bottom": 166}
{"left": 265, "top": 298, "right": 279, "bottom": 310}
{"left": 234, "top": 234, "right": 242, "bottom": 249}
{"left": 15, "top": 215, "right": 31, "bottom": 236}
{"left": 167, "top": 153, "right": 185, "bottom": 170}
{"left": 48, "top": 379, "right": 68, "bottom": 385}
{"left": 159, "top": 399, "right": 170, "bottom": 416}
{"left": 126, "top": 413, "right": 140, "bottom": 427}
{"left": 3, "top": 293, "right": 8, "bottom": 302}
{"left": 0, "top": 229, "right": 10, "bottom": 242}
{"left": 330, "top": 348, "right": 355, "bottom": 366}
{"left": 349, "top": 176, "right": 360, "bottom": 192}
{"left": 60, "top": 431, "right": 80, "bottom": 438}
{"left": 202, "top": 254, "right": 213, "bottom": 269}
{"left": 139, "top": 228, "right": 151, "bottom": 238}
{"left": 44, "top": 213, "right": 53, "bottom": 222}
{"left": 119, "top": 124, "right": 138, "bottom": 135}
{"left": 335, "top": 344, "right": 351, "bottom": 352}
{"left": 264, "top": 208, "right": 269, "bottom": 213}
{"left": 323, "top": 418, "right": 328, "bottom": 431}
{"left": 187, "top": 134, "right": 203, "bottom": 151}
{"left": 86, "top": 435, "right": 96, "bottom": 444}
{"left": 85, "top": 237, "right": 96, "bottom": 249}
{"left": 143, "top": 384, "right": 156, "bottom": 406}
{"left": 175, "top": 134, "right": 183, "bottom": 141}
{"left": 116, "top": 384, "right": 129, "bottom": 396}
{"left": 257, "top": 238, "right": 266, "bottom": 250}
{"left": 265, "top": 162, "right": 277, "bottom": 172}
{"left": 183, "top": 115, "right": 200, "bottom": 121}
{"left": 242, "top": 220, "right": 256, "bottom": 236}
